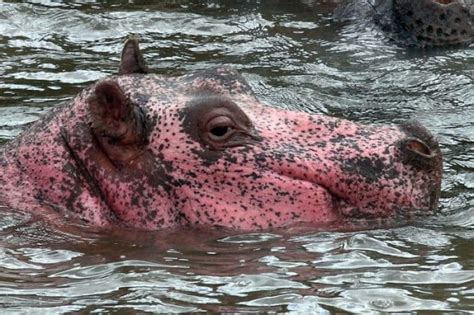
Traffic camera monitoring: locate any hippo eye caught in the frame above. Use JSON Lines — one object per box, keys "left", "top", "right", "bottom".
{"left": 206, "top": 116, "right": 235, "bottom": 141}
{"left": 210, "top": 126, "right": 230, "bottom": 138}
{"left": 186, "top": 97, "right": 261, "bottom": 150}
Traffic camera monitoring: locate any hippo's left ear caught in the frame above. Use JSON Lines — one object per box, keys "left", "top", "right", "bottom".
{"left": 118, "top": 37, "right": 149, "bottom": 75}
{"left": 88, "top": 80, "right": 149, "bottom": 151}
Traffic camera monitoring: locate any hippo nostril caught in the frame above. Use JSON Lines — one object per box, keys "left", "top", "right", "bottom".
{"left": 398, "top": 137, "right": 440, "bottom": 170}
{"left": 398, "top": 120, "right": 442, "bottom": 170}
{"left": 405, "top": 139, "right": 432, "bottom": 156}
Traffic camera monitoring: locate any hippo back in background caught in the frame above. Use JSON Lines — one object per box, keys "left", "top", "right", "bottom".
{"left": 307, "top": 0, "right": 474, "bottom": 47}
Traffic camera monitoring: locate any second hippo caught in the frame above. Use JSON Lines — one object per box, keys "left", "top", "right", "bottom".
{"left": 305, "top": 0, "right": 473, "bottom": 47}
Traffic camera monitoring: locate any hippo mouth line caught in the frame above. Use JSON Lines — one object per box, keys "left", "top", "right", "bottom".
{"left": 328, "top": 188, "right": 428, "bottom": 222}
{"left": 296, "top": 177, "right": 373, "bottom": 220}
{"left": 323, "top": 186, "right": 379, "bottom": 220}
{"left": 325, "top": 173, "right": 440, "bottom": 221}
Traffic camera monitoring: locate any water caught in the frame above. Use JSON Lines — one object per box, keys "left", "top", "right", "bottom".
{"left": 0, "top": 0, "right": 473, "bottom": 313}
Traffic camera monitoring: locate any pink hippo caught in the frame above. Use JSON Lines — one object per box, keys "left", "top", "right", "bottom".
{"left": 0, "top": 38, "right": 442, "bottom": 230}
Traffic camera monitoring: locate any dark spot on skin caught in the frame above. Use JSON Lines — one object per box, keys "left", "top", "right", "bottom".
{"left": 190, "top": 147, "right": 222, "bottom": 166}
{"left": 341, "top": 156, "right": 396, "bottom": 184}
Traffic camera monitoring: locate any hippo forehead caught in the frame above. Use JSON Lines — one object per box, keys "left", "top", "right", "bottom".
{"left": 181, "top": 66, "right": 254, "bottom": 95}
{"left": 119, "top": 66, "right": 254, "bottom": 106}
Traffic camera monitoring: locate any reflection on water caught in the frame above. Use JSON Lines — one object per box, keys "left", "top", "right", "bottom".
{"left": 0, "top": 0, "right": 473, "bottom": 313}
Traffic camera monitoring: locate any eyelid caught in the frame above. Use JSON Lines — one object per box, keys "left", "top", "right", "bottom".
{"left": 206, "top": 115, "right": 234, "bottom": 129}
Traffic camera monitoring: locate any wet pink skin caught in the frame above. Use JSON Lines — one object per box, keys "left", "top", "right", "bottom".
{"left": 0, "top": 41, "right": 442, "bottom": 231}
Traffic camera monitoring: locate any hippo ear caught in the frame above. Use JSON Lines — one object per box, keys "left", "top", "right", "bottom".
{"left": 88, "top": 80, "right": 148, "bottom": 147}
{"left": 118, "top": 37, "right": 149, "bottom": 75}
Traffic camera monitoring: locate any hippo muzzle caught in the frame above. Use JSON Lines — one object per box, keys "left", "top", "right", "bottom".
{"left": 214, "top": 103, "right": 444, "bottom": 228}
{"left": 0, "top": 38, "right": 443, "bottom": 230}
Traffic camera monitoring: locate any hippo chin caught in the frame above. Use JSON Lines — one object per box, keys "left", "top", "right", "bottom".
{"left": 0, "top": 38, "right": 442, "bottom": 231}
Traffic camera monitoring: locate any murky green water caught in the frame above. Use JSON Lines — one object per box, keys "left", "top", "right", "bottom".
{"left": 0, "top": 0, "right": 473, "bottom": 313}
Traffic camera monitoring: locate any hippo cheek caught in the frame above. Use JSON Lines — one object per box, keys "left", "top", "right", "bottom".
{"left": 172, "top": 167, "right": 341, "bottom": 230}
{"left": 67, "top": 142, "right": 178, "bottom": 228}
{"left": 98, "top": 161, "right": 175, "bottom": 228}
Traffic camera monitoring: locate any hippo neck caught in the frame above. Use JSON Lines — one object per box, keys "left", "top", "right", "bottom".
{"left": 0, "top": 140, "right": 46, "bottom": 210}
{"left": 0, "top": 147, "right": 11, "bottom": 203}
{"left": 0, "top": 101, "right": 116, "bottom": 225}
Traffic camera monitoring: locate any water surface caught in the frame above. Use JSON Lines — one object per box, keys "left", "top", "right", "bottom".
{"left": 0, "top": 0, "right": 473, "bottom": 313}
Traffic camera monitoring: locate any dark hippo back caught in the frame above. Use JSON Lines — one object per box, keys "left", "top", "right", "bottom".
{"left": 333, "top": 0, "right": 473, "bottom": 47}
{"left": 392, "top": 0, "right": 473, "bottom": 46}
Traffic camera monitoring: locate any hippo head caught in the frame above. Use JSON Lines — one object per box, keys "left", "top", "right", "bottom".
{"left": 6, "top": 38, "right": 443, "bottom": 230}
{"left": 377, "top": 0, "right": 473, "bottom": 46}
